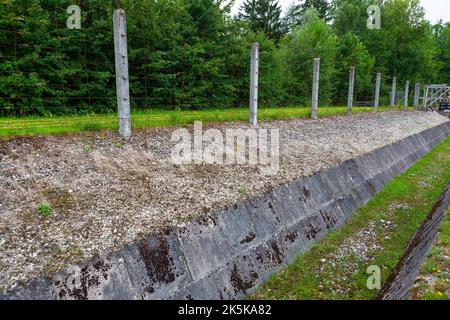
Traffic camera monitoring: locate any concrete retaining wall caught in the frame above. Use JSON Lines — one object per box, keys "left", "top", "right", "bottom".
{"left": 4, "top": 121, "right": 450, "bottom": 300}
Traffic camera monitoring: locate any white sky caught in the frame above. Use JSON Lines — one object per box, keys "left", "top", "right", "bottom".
{"left": 230, "top": 0, "right": 450, "bottom": 23}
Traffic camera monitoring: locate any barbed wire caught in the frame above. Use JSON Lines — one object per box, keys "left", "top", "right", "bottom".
{"left": 0, "top": 3, "right": 409, "bottom": 133}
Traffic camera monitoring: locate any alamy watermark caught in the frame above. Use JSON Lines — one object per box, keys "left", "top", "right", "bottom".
{"left": 171, "top": 121, "right": 280, "bottom": 176}
{"left": 366, "top": 265, "right": 381, "bottom": 290}
{"left": 367, "top": 2, "right": 382, "bottom": 30}
{"left": 67, "top": 5, "right": 81, "bottom": 30}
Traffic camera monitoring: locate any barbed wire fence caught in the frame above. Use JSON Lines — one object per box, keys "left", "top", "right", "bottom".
{"left": 0, "top": 3, "right": 426, "bottom": 137}
{"left": 0, "top": 1, "right": 118, "bottom": 131}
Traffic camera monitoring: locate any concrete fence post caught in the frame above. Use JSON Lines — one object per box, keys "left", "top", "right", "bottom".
{"left": 404, "top": 81, "right": 409, "bottom": 110}
{"left": 413, "top": 83, "right": 420, "bottom": 110}
{"left": 113, "top": 9, "right": 131, "bottom": 138}
{"left": 374, "top": 73, "right": 381, "bottom": 112}
{"left": 311, "top": 58, "right": 320, "bottom": 119}
{"left": 390, "top": 76, "right": 397, "bottom": 110}
{"left": 347, "top": 66, "right": 355, "bottom": 116}
{"left": 249, "top": 42, "right": 259, "bottom": 125}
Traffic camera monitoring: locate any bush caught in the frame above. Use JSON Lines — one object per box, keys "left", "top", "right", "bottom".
{"left": 36, "top": 203, "right": 53, "bottom": 217}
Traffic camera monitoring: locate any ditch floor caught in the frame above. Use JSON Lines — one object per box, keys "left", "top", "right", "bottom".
{"left": 0, "top": 111, "right": 448, "bottom": 293}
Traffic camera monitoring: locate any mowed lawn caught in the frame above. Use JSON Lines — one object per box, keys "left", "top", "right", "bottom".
{"left": 0, "top": 105, "right": 406, "bottom": 136}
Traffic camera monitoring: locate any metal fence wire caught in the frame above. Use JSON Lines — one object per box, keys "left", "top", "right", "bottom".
{"left": 0, "top": 2, "right": 425, "bottom": 137}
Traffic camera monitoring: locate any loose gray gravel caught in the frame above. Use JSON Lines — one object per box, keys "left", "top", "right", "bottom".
{"left": 0, "top": 111, "right": 448, "bottom": 293}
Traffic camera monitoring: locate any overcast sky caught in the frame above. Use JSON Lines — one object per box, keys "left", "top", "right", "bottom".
{"left": 230, "top": 0, "right": 450, "bottom": 23}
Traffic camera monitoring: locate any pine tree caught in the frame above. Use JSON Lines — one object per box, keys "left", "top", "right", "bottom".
{"left": 238, "top": 0, "right": 258, "bottom": 26}
{"left": 283, "top": 1, "right": 302, "bottom": 31}
{"left": 239, "top": 0, "right": 284, "bottom": 42}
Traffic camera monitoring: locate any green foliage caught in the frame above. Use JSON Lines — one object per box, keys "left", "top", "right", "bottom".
{"left": 36, "top": 203, "right": 53, "bottom": 217}
{"left": 281, "top": 10, "right": 338, "bottom": 106}
{"left": 300, "top": 0, "right": 332, "bottom": 23}
{"left": 82, "top": 144, "right": 93, "bottom": 153}
{"left": 283, "top": 2, "right": 302, "bottom": 31}
{"left": 334, "top": 33, "right": 375, "bottom": 103}
{"left": 332, "top": 0, "right": 441, "bottom": 86}
{"left": 371, "top": 0, "right": 438, "bottom": 83}
{"left": 434, "top": 22, "right": 450, "bottom": 85}
{"left": 0, "top": 0, "right": 115, "bottom": 116}
{"left": 238, "top": 185, "right": 250, "bottom": 195}
{"left": 0, "top": 0, "right": 448, "bottom": 118}
{"left": 332, "top": 0, "right": 372, "bottom": 38}
{"left": 238, "top": 0, "right": 284, "bottom": 42}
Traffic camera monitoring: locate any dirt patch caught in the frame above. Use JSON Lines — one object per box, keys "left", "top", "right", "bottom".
{"left": 230, "top": 263, "right": 259, "bottom": 294}
{"left": 137, "top": 236, "right": 176, "bottom": 285}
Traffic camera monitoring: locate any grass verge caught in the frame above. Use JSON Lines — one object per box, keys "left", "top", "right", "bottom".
{"left": 0, "top": 105, "right": 407, "bottom": 136}
{"left": 412, "top": 207, "right": 450, "bottom": 300}
{"left": 251, "top": 136, "right": 450, "bottom": 300}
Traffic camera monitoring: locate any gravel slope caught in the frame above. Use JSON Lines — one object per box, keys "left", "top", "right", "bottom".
{"left": 0, "top": 111, "right": 448, "bottom": 293}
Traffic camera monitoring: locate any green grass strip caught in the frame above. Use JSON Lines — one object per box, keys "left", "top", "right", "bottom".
{"left": 251, "top": 135, "right": 450, "bottom": 300}
{"left": 0, "top": 105, "right": 407, "bottom": 137}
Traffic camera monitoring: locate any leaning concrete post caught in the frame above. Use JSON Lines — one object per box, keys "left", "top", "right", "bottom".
{"left": 249, "top": 42, "right": 259, "bottom": 125}
{"left": 347, "top": 66, "right": 355, "bottom": 116}
{"left": 413, "top": 83, "right": 420, "bottom": 110}
{"left": 113, "top": 9, "right": 131, "bottom": 138}
{"left": 374, "top": 73, "right": 381, "bottom": 112}
{"left": 390, "top": 77, "right": 397, "bottom": 110}
{"left": 404, "top": 81, "right": 409, "bottom": 110}
{"left": 311, "top": 58, "right": 320, "bottom": 119}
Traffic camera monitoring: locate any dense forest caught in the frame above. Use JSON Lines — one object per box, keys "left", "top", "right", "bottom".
{"left": 1, "top": 0, "right": 450, "bottom": 116}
